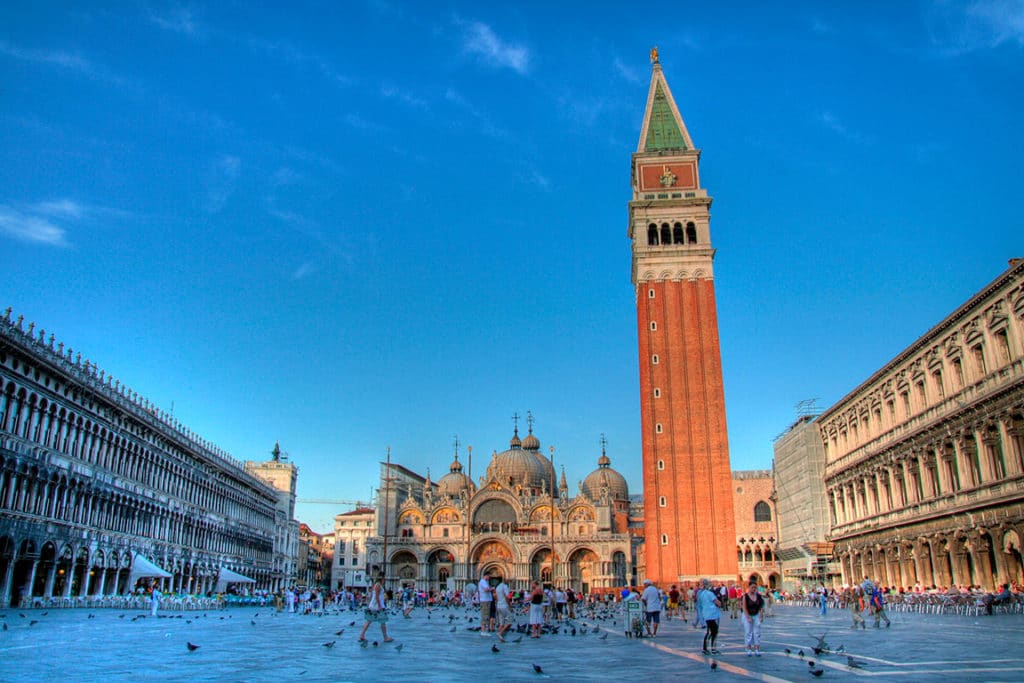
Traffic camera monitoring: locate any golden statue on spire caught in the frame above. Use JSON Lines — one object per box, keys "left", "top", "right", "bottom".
{"left": 650, "top": 46, "right": 659, "bottom": 64}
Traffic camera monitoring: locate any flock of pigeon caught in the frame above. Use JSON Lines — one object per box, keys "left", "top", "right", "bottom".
{"left": 779, "top": 630, "right": 868, "bottom": 677}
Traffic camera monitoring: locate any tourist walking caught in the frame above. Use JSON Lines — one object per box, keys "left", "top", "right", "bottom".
{"left": 494, "top": 576, "right": 512, "bottom": 642}
{"left": 697, "top": 579, "right": 723, "bottom": 655}
{"left": 641, "top": 578, "right": 662, "bottom": 637}
{"left": 848, "top": 587, "right": 866, "bottom": 629}
{"left": 478, "top": 570, "right": 494, "bottom": 635}
{"left": 740, "top": 581, "right": 764, "bottom": 656}
{"left": 870, "top": 584, "right": 891, "bottom": 628}
{"left": 528, "top": 581, "right": 545, "bottom": 638}
{"left": 358, "top": 577, "right": 394, "bottom": 643}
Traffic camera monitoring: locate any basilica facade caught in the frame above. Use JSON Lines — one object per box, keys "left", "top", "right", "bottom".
{"left": 364, "top": 423, "right": 633, "bottom": 594}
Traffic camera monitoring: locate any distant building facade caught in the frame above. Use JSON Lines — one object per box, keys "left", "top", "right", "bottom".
{"left": 732, "top": 470, "right": 779, "bottom": 588}
{"left": 822, "top": 259, "right": 1024, "bottom": 590}
{"left": 244, "top": 443, "right": 300, "bottom": 590}
{"left": 332, "top": 507, "right": 375, "bottom": 591}
{"left": 297, "top": 523, "right": 323, "bottom": 588}
{"left": 0, "top": 310, "right": 286, "bottom": 607}
{"left": 773, "top": 415, "right": 837, "bottom": 589}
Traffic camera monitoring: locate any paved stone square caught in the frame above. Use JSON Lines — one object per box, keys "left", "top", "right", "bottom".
{"left": 1, "top": 603, "right": 1023, "bottom": 682}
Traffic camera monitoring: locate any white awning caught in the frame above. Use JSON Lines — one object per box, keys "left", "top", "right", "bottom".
{"left": 129, "top": 553, "right": 172, "bottom": 580}
{"left": 217, "top": 567, "right": 256, "bottom": 585}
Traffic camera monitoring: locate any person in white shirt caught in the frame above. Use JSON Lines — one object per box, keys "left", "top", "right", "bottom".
{"left": 641, "top": 578, "right": 662, "bottom": 637}
{"left": 478, "top": 570, "right": 494, "bottom": 635}
{"left": 149, "top": 583, "right": 162, "bottom": 617}
{"left": 494, "top": 577, "right": 512, "bottom": 641}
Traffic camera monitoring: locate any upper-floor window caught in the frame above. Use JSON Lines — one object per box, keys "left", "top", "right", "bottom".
{"left": 952, "top": 357, "right": 965, "bottom": 387}
{"left": 686, "top": 222, "right": 697, "bottom": 244}
{"left": 932, "top": 369, "right": 945, "bottom": 399}
{"left": 972, "top": 344, "right": 987, "bottom": 377}
{"left": 753, "top": 501, "right": 772, "bottom": 522}
{"left": 994, "top": 329, "right": 1010, "bottom": 364}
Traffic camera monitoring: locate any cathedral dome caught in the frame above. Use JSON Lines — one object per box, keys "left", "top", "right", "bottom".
{"left": 437, "top": 454, "right": 470, "bottom": 496}
{"left": 522, "top": 431, "right": 540, "bottom": 451}
{"left": 581, "top": 451, "right": 629, "bottom": 501}
{"left": 487, "top": 432, "right": 549, "bottom": 491}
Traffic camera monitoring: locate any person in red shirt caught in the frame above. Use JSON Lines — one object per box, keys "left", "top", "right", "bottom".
{"left": 728, "top": 583, "right": 740, "bottom": 619}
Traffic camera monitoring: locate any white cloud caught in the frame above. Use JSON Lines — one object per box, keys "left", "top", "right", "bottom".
{"left": 818, "top": 111, "right": 872, "bottom": 144}
{"left": 0, "top": 199, "right": 131, "bottom": 247}
{"left": 0, "top": 205, "right": 69, "bottom": 247}
{"left": 272, "top": 167, "right": 301, "bottom": 186}
{"left": 292, "top": 262, "right": 316, "bottom": 280}
{"left": 206, "top": 155, "right": 241, "bottom": 213}
{"left": 380, "top": 84, "right": 429, "bottom": 109}
{"left": 613, "top": 57, "right": 642, "bottom": 84}
{"left": 926, "top": 0, "right": 1024, "bottom": 54}
{"left": 33, "top": 199, "right": 85, "bottom": 219}
{"left": 149, "top": 6, "right": 202, "bottom": 36}
{"left": 0, "top": 40, "right": 127, "bottom": 86}
{"left": 458, "top": 20, "right": 530, "bottom": 74}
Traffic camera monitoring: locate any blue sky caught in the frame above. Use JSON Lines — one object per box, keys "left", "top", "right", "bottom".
{"left": 2, "top": 1, "right": 1022, "bottom": 532}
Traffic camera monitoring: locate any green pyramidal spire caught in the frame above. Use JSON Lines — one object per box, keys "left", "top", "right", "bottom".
{"left": 644, "top": 83, "right": 688, "bottom": 151}
{"left": 638, "top": 58, "right": 695, "bottom": 153}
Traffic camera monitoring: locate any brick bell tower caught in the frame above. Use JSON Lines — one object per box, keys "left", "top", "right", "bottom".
{"left": 629, "top": 49, "right": 737, "bottom": 584}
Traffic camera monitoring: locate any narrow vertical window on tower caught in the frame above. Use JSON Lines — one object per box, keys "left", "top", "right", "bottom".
{"left": 648, "top": 289, "right": 655, "bottom": 298}
{"left": 652, "top": 355, "right": 659, "bottom": 364}
{"left": 648, "top": 224, "right": 659, "bottom": 245}
{"left": 653, "top": 388, "right": 661, "bottom": 398}
{"left": 686, "top": 222, "right": 697, "bottom": 244}
{"left": 650, "top": 321, "right": 657, "bottom": 331}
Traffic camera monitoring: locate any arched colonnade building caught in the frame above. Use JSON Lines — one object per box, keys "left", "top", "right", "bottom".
{"left": 821, "top": 259, "right": 1024, "bottom": 591}
{"left": 0, "top": 309, "right": 288, "bottom": 607}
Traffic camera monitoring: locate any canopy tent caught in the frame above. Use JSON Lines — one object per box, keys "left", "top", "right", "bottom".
{"left": 129, "top": 553, "right": 172, "bottom": 586}
{"left": 216, "top": 567, "right": 257, "bottom": 593}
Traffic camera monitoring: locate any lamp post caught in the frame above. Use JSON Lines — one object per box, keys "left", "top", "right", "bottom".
{"left": 381, "top": 446, "right": 391, "bottom": 589}
{"left": 549, "top": 445, "right": 556, "bottom": 588}
{"left": 466, "top": 445, "right": 473, "bottom": 591}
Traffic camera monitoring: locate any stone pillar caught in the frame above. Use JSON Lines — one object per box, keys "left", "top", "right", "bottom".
{"left": 23, "top": 561, "right": 39, "bottom": 603}
{"left": 950, "top": 550, "right": 968, "bottom": 588}
{"left": 931, "top": 445, "right": 949, "bottom": 495}
{"left": 990, "top": 540, "right": 1009, "bottom": 585}
{"left": 62, "top": 566, "right": 74, "bottom": 598}
{"left": 917, "top": 544, "right": 933, "bottom": 589}
{"left": 901, "top": 460, "right": 918, "bottom": 504}
{"left": 93, "top": 568, "right": 106, "bottom": 597}
{"left": 43, "top": 562, "right": 57, "bottom": 598}
{"left": 80, "top": 566, "right": 92, "bottom": 597}
{"left": 874, "top": 471, "right": 889, "bottom": 513}
{"left": 970, "top": 537, "right": 995, "bottom": 590}
{"left": 0, "top": 559, "right": 15, "bottom": 607}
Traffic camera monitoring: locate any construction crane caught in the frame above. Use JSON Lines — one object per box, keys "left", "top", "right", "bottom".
{"left": 297, "top": 498, "right": 373, "bottom": 507}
